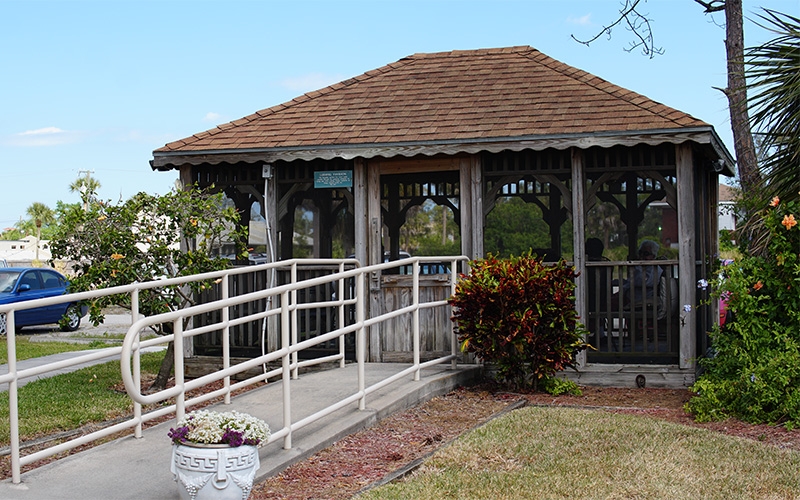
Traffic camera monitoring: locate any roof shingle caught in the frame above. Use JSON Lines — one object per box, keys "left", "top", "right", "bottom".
{"left": 155, "top": 46, "right": 709, "bottom": 154}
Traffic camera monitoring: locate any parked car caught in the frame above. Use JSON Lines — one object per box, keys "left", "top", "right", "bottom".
{"left": 0, "top": 267, "right": 87, "bottom": 335}
{"left": 347, "top": 251, "right": 450, "bottom": 275}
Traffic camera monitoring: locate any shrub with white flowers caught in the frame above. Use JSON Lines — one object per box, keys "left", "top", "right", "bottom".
{"left": 168, "top": 410, "right": 270, "bottom": 447}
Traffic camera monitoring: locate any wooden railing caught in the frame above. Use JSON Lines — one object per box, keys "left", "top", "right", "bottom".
{"left": 585, "top": 260, "right": 680, "bottom": 364}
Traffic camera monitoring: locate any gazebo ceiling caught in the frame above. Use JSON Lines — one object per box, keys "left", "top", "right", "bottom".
{"left": 151, "top": 46, "right": 733, "bottom": 172}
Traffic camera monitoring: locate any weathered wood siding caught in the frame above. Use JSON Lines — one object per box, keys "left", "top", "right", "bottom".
{"left": 378, "top": 274, "right": 455, "bottom": 362}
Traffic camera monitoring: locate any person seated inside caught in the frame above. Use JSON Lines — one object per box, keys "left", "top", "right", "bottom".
{"left": 611, "top": 239, "right": 663, "bottom": 310}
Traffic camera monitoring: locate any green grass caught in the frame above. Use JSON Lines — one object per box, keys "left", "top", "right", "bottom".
{"left": 0, "top": 337, "right": 91, "bottom": 365}
{"left": 0, "top": 352, "right": 164, "bottom": 445}
{"left": 361, "top": 407, "right": 800, "bottom": 500}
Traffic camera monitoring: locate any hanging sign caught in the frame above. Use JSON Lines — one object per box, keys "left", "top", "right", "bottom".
{"left": 314, "top": 170, "right": 352, "bottom": 189}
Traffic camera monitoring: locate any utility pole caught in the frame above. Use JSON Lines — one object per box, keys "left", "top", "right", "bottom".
{"left": 76, "top": 170, "right": 95, "bottom": 211}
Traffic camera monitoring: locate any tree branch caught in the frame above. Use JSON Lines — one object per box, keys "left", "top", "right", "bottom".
{"left": 571, "top": 0, "right": 663, "bottom": 58}
{"left": 693, "top": 0, "right": 726, "bottom": 14}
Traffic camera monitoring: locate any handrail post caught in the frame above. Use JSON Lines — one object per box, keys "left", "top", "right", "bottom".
{"left": 8, "top": 311, "right": 21, "bottom": 484}
{"left": 412, "top": 260, "right": 420, "bottom": 381}
{"left": 338, "top": 262, "right": 345, "bottom": 368}
{"left": 290, "top": 262, "right": 299, "bottom": 379}
{"left": 356, "top": 272, "right": 366, "bottom": 410}
{"left": 222, "top": 274, "right": 231, "bottom": 405}
{"left": 131, "top": 288, "right": 142, "bottom": 438}
{"left": 174, "top": 318, "right": 185, "bottom": 421}
{"left": 281, "top": 290, "right": 292, "bottom": 449}
{"left": 450, "top": 258, "right": 459, "bottom": 370}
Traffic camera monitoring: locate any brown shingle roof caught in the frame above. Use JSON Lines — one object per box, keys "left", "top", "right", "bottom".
{"left": 155, "top": 46, "right": 710, "bottom": 155}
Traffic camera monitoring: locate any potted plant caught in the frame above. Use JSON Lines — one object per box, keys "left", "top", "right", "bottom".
{"left": 168, "top": 409, "right": 270, "bottom": 500}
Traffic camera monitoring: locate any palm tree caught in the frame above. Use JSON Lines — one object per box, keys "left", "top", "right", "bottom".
{"left": 69, "top": 173, "right": 102, "bottom": 210}
{"left": 26, "top": 202, "right": 55, "bottom": 261}
{"left": 746, "top": 9, "right": 800, "bottom": 203}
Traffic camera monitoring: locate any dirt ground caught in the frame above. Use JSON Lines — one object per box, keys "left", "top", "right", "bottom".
{"left": 251, "top": 383, "right": 800, "bottom": 500}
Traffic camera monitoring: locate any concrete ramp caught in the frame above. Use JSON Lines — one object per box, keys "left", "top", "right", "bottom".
{"left": 1, "top": 363, "right": 482, "bottom": 500}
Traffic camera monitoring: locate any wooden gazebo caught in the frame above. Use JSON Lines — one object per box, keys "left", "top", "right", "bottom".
{"left": 151, "top": 46, "right": 733, "bottom": 387}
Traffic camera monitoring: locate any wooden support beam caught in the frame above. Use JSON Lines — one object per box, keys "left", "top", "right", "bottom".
{"left": 264, "top": 171, "right": 279, "bottom": 352}
{"left": 367, "top": 159, "right": 383, "bottom": 362}
{"left": 459, "top": 159, "right": 473, "bottom": 260}
{"left": 676, "top": 143, "right": 696, "bottom": 370}
{"left": 571, "top": 148, "right": 587, "bottom": 368}
{"left": 470, "top": 157, "right": 483, "bottom": 260}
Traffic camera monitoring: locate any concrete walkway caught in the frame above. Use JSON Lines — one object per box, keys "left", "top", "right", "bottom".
{"left": 1, "top": 361, "right": 482, "bottom": 500}
{"left": 1, "top": 314, "right": 160, "bottom": 389}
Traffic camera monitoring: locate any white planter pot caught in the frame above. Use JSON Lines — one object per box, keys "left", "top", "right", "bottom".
{"left": 171, "top": 443, "right": 260, "bottom": 500}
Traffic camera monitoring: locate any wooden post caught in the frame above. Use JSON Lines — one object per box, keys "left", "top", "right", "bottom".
{"left": 353, "top": 158, "right": 368, "bottom": 267}
{"left": 353, "top": 158, "right": 373, "bottom": 358}
{"left": 571, "top": 148, "right": 587, "bottom": 368}
{"left": 459, "top": 159, "right": 473, "bottom": 260}
{"left": 469, "top": 156, "right": 483, "bottom": 260}
{"left": 676, "top": 144, "right": 696, "bottom": 370}
{"left": 367, "top": 160, "right": 383, "bottom": 362}
{"left": 710, "top": 174, "right": 721, "bottom": 330}
{"left": 265, "top": 167, "right": 279, "bottom": 352}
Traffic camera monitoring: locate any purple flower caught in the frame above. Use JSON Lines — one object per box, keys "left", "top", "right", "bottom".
{"left": 168, "top": 426, "right": 190, "bottom": 445}
{"left": 221, "top": 428, "right": 245, "bottom": 447}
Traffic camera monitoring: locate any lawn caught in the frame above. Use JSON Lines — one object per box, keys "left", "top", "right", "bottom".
{"left": 0, "top": 352, "right": 164, "bottom": 445}
{"left": 0, "top": 337, "right": 90, "bottom": 365}
{"left": 361, "top": 406, "right": 800, "bottom": 499}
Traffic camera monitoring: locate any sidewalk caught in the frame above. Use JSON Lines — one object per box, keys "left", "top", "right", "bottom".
{"left": 1, "top": 313, "right": 159, "bottom": 389}
{"left": 1, "top": 362, "right": 482, "bottom": 500}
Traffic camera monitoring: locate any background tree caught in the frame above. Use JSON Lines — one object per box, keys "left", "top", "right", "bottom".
{"left": 574, "top": 0, "right": 762, "bottom": 195}
{"left": 69, "top": 172, "right": 102, "bottom": 211}
{"left": 0, "top": 227, "right": 24, "bottom": 241}
{"left": 401, "top": 201, "right": 461, "bottom": 256}
{"left": 25, "top": 202, "right": 55, "bottom": 261}
{"left": 50, "top": 185, "right": 247, "bottom": 390}
{"left": 484, "top": 198, "right": 550, "bottom": 257}
{"left": 745, "top": 9, "right": 800, "bottom": 203}
{"left": 11, "top": 219, "right": 33, "bottom": 238}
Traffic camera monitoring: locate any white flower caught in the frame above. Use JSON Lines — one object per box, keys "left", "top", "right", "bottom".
{"left": 169, "top": 409, "right": 270, "bottom": 447}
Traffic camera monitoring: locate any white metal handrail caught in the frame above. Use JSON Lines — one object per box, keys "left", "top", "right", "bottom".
{"left": 3, "top": 255, "right": 467, "bottom": 484}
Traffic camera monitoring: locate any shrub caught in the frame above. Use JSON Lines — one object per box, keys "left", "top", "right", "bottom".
{"left": 449, "top": 253, "right": 588, "bottom": 389}
{"left": 687, "top": 197, "right": 800, "bottom": 427}
{"left": 540, "top": 375, "right": 583, "bottom": 396}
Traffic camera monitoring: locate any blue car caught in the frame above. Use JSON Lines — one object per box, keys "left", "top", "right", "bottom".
{"left": 0, "top": 267, "right": 86, "bottom": 335}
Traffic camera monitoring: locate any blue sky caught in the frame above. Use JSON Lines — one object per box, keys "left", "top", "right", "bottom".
{"left": 1, "top": 0, "right": 796, "bottom": 229}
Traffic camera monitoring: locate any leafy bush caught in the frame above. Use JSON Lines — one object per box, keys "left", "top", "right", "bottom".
{"left": 687, "top": 197, "right": 800, "bottom": 427}
{"left": 540, "top": 375, "right": 583, "bottom": 396}
{"left": 449, "top": 253, "right": 588, "bottom": 389}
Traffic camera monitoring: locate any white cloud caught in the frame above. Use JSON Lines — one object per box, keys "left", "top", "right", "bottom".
{"left": 567, "top": 14, "right": 592, "bottom": 26}
{"left": 204, "top": 112, "right": 222, "bottom": 122}
{"left": 5, "top": 127, "right": 82, "bottom": 147}
{"left": 280, "top": 73, "right": 346, "bottom": 93}
{"left": 20, "top": 126, "right": 63, "bottom": 136}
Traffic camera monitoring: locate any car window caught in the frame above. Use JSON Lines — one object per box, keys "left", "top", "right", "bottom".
{"left": 41, "top": 271, "right": 65, "bottom": 289}
{"left": 0, "top": 271, "right": 21, "bottom": 293}
{"left": 19, "top": 271, "right": 42, "bottom": 290}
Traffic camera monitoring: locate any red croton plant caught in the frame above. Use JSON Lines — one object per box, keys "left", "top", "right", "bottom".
{"left": 449, "top": 253, "right": 589, "bottom": 390}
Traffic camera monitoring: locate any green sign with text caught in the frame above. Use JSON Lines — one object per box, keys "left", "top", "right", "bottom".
{"left": 314, "top": 171, "right": 353, "bottom": 189}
